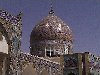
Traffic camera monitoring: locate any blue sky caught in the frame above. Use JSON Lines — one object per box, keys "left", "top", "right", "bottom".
{"left": 0, "top": 0, "right": 100, "bottom": 56}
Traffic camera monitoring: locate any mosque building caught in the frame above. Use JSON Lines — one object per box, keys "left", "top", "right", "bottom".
{"left": 0, "top": 2, "right": 99, "bottom": 75}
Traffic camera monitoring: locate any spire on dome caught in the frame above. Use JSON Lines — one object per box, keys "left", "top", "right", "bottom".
{"left": 16, "top": 12, "right": 23, "bottom": 20}
{"left": 49, "top": 0, "right": 54, "bottom": 14}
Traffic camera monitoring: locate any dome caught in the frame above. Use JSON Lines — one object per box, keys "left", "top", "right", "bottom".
{"left": 31, "top": 14, "right": 73, "bottom": 42}
{"left": 30, "top": 11, "right": 73, "bottom": 57}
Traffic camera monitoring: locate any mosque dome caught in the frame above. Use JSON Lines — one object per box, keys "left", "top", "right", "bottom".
{"left": 31, "top": 14, "right": 72, "bottom": 42}
{"left": 30, "top": 9, "right": 73, "bottom": 57}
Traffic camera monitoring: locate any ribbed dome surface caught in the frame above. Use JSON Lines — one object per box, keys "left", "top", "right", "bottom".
{"left": 30, "top": 14, "right": 73, "bottom": 42}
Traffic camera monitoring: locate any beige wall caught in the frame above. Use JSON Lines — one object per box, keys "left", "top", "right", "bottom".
{"left": 0, "top": 35, "right": 8, "bottom": 54}
{"left": 22, "top": 64, "right": 49, "bottom": 75}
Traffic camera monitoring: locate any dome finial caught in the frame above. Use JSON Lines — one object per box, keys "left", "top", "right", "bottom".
{"left": 49, "top": 0, "right": 54, "bottom": 14}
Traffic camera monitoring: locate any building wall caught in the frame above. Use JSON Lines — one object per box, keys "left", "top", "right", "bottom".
{"left": 22, "top": 63, "right": 49, "bottom": 75}
{"left": 0, "top": 53, "right": 8, "bottom": 75}
{"left": 61, "top": 53, "right": 90, "bottom": 75}
{"left": 0, "top": 34, "right": 8, "bottom": 54}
